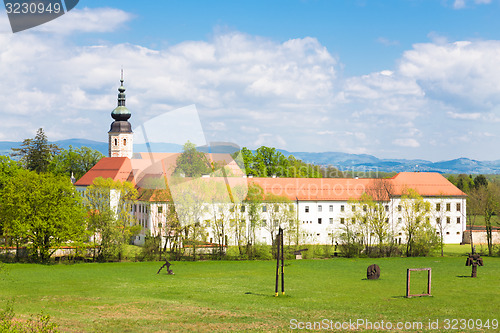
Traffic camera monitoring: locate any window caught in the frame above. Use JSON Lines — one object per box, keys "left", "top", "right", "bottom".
{"left": 158, "top": 206, "right": 163, "bottom": 214}
{"left": 436, "top": 203, "right": 441, "bottom": 211}
{"left": 456, "top": 232, "right": 460, "bottom": 235}
{"left": 262, "top": 219, "right": 267, "bottom": 226}
{"left": 398, "top": 217, "right": 402, "bottom": 224}
{"left": 329, "top": 205, "right": 334, "bottom": 212}
{"left": 446, "top": 232, "right": 450, "bottom": 235}
{"left": 340, "top": 218, "right": 345, "bottom": 224}
{"left": 241, "top": 205, "right": 246, "bottom": 212}
{"left": 457, "top": 217, "right": 461, "bottom": 224}
{"left": 385, "top": 205, "right": 389, "bottom": 212}
{"left": 340, "top": 205, "right": 344, "bottom": 212}
{"left": 114, "top": 138, "right": 118, "bottom": 146}
{"left": 318, "top": 205, "right": 322, "bottom": 212}
{"left": 436, "top": 217, "right": 441, "bottom": 224}
{"left": 398, "top": 205, "right": 402, "bottom": 212}
{"left": 318, "top": 218, "right": 322, "bottom": 224}
{"left": 262, "top": 205, "right": 267, "bottom": 212}
{"left": 456, "top": 203, "right": 461, "bottom": 211}
{"left": 446, "top": 203, "right": 451, "bottom": 211}
{"left": 351, "top": 218, "right": 355, "bottom": 224}
{"left": 329, "top": 218, "right": 333, "bottom": 224}
{"left": 123, "top": 138, "right": 127, "bottom": 145}
{"left": 446, "top": 217, "right": 451, "bottom": 224}
{"left": 305, "top": 206, "right": 309, "bottom": 213}
{"left": 363, "top": 205, "right": 367, "bottom": 212}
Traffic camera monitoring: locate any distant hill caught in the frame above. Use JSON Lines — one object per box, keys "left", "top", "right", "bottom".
{"left": 2, "top": 139, "right": 499, "bottom": 174}
{"left": 277, "top": 150, "right": 500, "bottom": 174}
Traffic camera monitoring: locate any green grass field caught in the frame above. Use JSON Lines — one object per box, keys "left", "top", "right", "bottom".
{"left": 0, "top": 248, "right": 499, "bottom": 332}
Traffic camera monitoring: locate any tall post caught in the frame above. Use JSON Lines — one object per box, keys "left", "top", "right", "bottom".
{"left": 280, "top": 227, "right": 285, "bottom": 295}
{"left": 275, "top": 229, "right": 280, "bottom": 297}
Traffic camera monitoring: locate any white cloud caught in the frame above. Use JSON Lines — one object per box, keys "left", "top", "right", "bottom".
{"left": 398, "top": 40, "right": 500, "bottom": 110}
{"left": 447, "top": 112, "right": 481, "bottom": 120}
{"left": 1, "top": 21, "right": 500, "bottom": 161}
{"left": 453, "top": 0, "right": 467, "bottom": 9}
{"left": 393, "top": 138, "right": 420, "bottom": 148}
{"left": 376, "top": 37, "right": 399, "bottom": 46}
{"left": 36, "top": 7, "right": 133, "bottom": 34}
{"left": 452, "top": 0, "right": 491, "bottom": 9}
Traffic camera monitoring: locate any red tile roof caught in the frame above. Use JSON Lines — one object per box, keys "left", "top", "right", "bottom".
{"left": 76, "top": 157, "right": 465, "bottom": 201}
{"left": 249, "top": 172, "right": 465, "bottom": 201}
{"left": 74, "top": 157, "right": 132, "bottom": 186}
{"left": 388, "top": 172, "right": 466, "bottom": 197}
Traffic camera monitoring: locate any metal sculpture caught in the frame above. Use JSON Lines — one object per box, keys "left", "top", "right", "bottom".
{"left": 293, "top": 248, "right": 308, "bottom": 259}
{"left": 466, "top": 248, "right": 483, "bottom": 278}
{"left": 367, "top": 264, "right": 381, "bottom": 280}
{"left": 406, "top": 268, "right": 432, "bottom": 298}
{"left": 157, "top": 259, "right": 174, "bottom": 275}
{"left": 275, "top": 227, "right": 284, "bottom": 296}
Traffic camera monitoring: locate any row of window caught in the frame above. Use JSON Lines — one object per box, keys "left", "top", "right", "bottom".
{"left": 304, "top": 202, "right": 462, "bottom": 213}
{"left": 301, "top": 216, "right": 462, "bottom": 225}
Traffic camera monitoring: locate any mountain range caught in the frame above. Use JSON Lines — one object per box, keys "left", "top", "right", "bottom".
{"left": 1, "top": 139, "right": 499, "bottom": 174}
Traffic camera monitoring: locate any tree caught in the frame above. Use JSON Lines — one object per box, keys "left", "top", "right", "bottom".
{"left": 245, "top": 183, "right": 264, "bottom": 258}
{"left": 11, "top": 128, "right": 60, "bottom": 173}
{"left": 432, "top": 196, "right": 451, "bottom": 257}
{"left": 0, "top": 169, "right": 86, "bottom": 262}
{"left": 262, "top": 193, "right": 296, "bottom": 257}
{"left": 237, "top": 146, "right": 322, "bottom": 178}
{"left": 173, "top": 141, "right": 211, "bottom": 177}
{"left": 400, "top": 189, "right": 438, "bottom": 257}
{"left": 168, "top": 176, "right": 209, "bottom": 260}
{"left": 83, "top": 177, "right": 140, "bottom": 261}
{"left": 0, "top": 156, "right": 22, "bottom": 190}
{"left": 468, "top": 182, "right": 500, "bottom": 256}
{"left": 49, "top": 146, "right": 104, "bottom": 180}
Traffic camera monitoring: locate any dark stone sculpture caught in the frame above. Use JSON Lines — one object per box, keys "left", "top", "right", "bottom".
{"left": 367, "top": 264, "right": 381, "bottom": 280}
{"left": 465, "top": 248, "right": 483, "bottom": 278}
{"left": 157, "top": 259, "right": 174, "bottom": 275}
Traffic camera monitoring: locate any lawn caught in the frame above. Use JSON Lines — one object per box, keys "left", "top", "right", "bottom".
{"left": 0, "top": 250, "right": 498, "bottom": 332}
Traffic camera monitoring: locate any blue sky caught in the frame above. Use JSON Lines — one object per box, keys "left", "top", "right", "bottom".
{"left": 1, "top": 0, "right": 500, "bottom": 161}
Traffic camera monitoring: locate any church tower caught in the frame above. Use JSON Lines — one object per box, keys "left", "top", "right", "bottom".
{"left": 108, "top": 72, "right": 133, "bottom": 158}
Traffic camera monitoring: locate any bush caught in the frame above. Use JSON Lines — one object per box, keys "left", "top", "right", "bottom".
{"left": 0, "top": 301, "right": 58, "bottom": 333}
{"left": 253, "top": 243, "right": 272, "bottom": 260}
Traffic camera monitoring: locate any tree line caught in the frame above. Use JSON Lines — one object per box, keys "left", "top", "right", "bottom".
{"left": 0, "top": 128, "right": 108, "bottom": 262}
{"left": 448, "top": 174, "right": 500, "bottom": 256}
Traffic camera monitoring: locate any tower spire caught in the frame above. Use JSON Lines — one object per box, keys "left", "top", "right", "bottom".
{"left": 108, "top": 71, "right": 133, "bottom": 158}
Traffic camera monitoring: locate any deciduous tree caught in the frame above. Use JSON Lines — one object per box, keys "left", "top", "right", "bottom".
{"left": 49, "top": 146, "right": 104, "bottom": 180}
{"left": 0, "top": 170, "right": 86, "bottom": 262}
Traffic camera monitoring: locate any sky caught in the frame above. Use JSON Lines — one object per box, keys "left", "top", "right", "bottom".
{"left": 1, "top": 0, "right": 500, "bottom": 161}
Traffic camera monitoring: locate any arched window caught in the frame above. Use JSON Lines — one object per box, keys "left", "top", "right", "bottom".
{"left": 114, "top": 138, "right": 118, "bottom": 146}
{"left": 123, "top": 138, "right": 127, "bottom": 145}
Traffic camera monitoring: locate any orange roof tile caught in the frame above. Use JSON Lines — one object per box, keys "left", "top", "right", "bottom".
{"left": 75, "top": 157, "right": 132, "bottom": 186}
{"left": 388, "top": 172, "right": 466, "bottom": 197}
{"left": 248, "top": 172, "right": 465, "bottom": 201}
{"left": 77, "top": 157, "right": 465, "bottom": 202}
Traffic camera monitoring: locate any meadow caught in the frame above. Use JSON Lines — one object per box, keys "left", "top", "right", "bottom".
{"left": 0, "top": 246, "right": 498, "bottom": 332}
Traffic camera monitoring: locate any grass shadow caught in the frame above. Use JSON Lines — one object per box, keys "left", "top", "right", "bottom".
{"left": 456, "top": 275, "right": 472, "bottom": 278}
{"left": 245, "top": 292, "right": 291, "bottom": 298}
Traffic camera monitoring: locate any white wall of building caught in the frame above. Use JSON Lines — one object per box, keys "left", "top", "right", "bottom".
{"left": 136, "top": 196, "right": 467, "bottom": 246}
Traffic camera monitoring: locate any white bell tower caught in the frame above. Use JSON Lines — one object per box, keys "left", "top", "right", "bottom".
{"left": 108, "top": 71, "right": 133, "bottom": 158}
